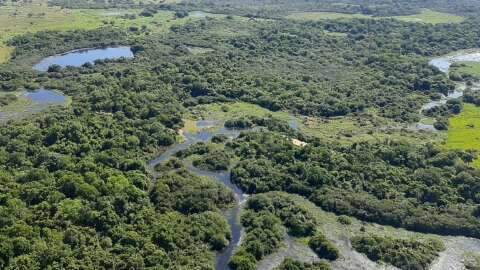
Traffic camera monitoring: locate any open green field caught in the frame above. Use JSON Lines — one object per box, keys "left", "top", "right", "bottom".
{"left": 446, "top": 104, "right": 480, "bottom": 167}
{"left": 286, "top": 11, "right": 371, "bottom": 21}
{"left": 286, "top": 9, "right": 464, "bottom": 25}
{"left": 0, "top": 1, "right": 212, "bottom": 63}
{"left": 452, "top": 62, "right": 480, "bottom": 78}
{"left": 392, "top": 9, "right": 465, "bottom": 24}
{"left": 188, "top": 102, "right": 295, "bottom": 122}
{"left": 0, "top": 1, "right": 104, "bottom": 62}
{"left": 0, "top": 46, "right": 13, "bottom": 63}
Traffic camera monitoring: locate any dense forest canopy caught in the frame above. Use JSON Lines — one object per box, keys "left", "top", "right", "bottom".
{"left": 1, "top": 0, "right": 480, "bottom": 269}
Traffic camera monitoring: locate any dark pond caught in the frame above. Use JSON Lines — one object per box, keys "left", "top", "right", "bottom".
{"left": 33, "top": 46, "right": 134, "bottom": 71}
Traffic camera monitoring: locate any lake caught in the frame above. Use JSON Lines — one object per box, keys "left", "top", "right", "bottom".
{"left": 33, "top": 46, "right": 134, "bottom": 71}
{"left": 25, "top": 88, "right": 67, "bottom": 105}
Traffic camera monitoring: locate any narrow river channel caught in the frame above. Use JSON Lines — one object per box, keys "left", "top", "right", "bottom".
{"left": 148, "top": 121, "right": 251, "bottom": 270}
{"left": 414, "top": 49, "right": 480, "bottom": 131}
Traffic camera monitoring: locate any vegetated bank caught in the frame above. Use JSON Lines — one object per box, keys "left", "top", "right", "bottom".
{"left": 0, "top": 5, "right": 480, "bottom": 269}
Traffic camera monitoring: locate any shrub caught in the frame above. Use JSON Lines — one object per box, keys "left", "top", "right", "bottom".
{"left": 308, "top": 233, "right": 339, "bottom": 261}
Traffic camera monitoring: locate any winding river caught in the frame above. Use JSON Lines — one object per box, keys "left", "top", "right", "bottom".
{"left": 148, "top": 121, "right": 250, "bottom": 270}
{"left": 413, "top": 49, "right": 480, "bottom": 131}
{"left": 28, "top": 47, "right": 480, "bottom": 269}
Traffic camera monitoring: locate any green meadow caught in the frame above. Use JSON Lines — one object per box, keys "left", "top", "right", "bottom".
{"left": 452, "top": 62, "right": 480, "bottom": 78}
{"left": 0, "top": 6, "right": 103, "bottom": 43}
{"left": 286, "top": 9, "right": 464, "bottom": 25}
{"left": 0, "top": 0, "right": 208, "bottom": 63}
{"left": 392, "top": 9, "right": 465, "bottom": 24}
{"left": 285, "top": 11, "right": 371, "bottom": 21}
{"left": 446, "top": 104, "right": 480, "bottom": 167}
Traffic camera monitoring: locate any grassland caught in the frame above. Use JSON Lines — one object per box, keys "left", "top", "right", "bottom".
{"left": 452, "top": 62, "right": 480, "bottom": 78}
{"left": 285, "top": 9, "right": 464, "bottom": 25}
{"left": 188, "top": 102, "right": 443, "bottom": 145}
{"left": 0, "top": 46, "right": 13, "bottom": 63}
{"left": 392, "top": 9, "right": 465, "bottom": 24}
{"left": 0, "top": 1, "right": 216, "bottom": 63}
{"left": 285, "top": 11, "right": 371, "bottom": 21}
{"left": 446, "top": 104, "right": 480, "bottom": 167}
{"left": 0, "top": 6, "right": 104, "bottom": 43}
{"left": 188, "top": 102, "right": 295, "bottom": 122}
{"left": 0, "top": 1, "right": 104, "bottom": 62}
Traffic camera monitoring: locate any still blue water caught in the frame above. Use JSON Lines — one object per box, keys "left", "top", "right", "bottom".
{"left": 33, "top": 46, "right": 134, "bottom": 71}
{"left": 25, "top": 89, "right": 67, "bottom": 105}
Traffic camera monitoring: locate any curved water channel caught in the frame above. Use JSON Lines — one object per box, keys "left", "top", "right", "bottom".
{"left": 145, "top": 51, "right": 480, "bottom": 270}
{"left": 26, "top": 46, "right": 480, "bottom": 269}
{"left": 414, "top": 49, "right": 480, "bottom": 131}
{"left": 148, "top": 121, "right": 251, "bottom": 270}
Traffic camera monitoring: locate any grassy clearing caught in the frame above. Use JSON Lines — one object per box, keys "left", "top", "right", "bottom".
{"left": 0, "top": 3, "right": 192, "bottom": 42}
{"left": 182, "top": 119, "right": 199, "bottom": 133}
{"left": 285, "top": 9, "right": 464, "bottom": 25}
{"left": 189, "top": 102, "right": 294, "bottom": 122}
{"left": 0, "top": 3, "right": 104, "bottom": 43}
{"left": 0, "top": 1, "right": 104, "bottom": 62}
{"left": 0, "top": 46, "right": 14, "bottom": 63}
{"left": 446, "top": 104, "right": 480, "bottom": 167}
{"left": 392, "top": 9, "right": 464, "bottom": 24}
{"left": 451, "top": 62, "right": 480, "bottom": 78}
{"left": 300, "top": 111, "right": 443, "bottom": 145}
{"left": 324, "top": 31, "right": 348, "bottom": 37}
{"left": 187, "top": 46, "right": 215, "bottom": 55}
{"left": 189, "top": 102, "right": 443, "bottom": 145}
{"left": 286, "top": 12, "right": 371, "bottom": 21}
{"left": 0, "top": 1, "right": 216, "bottom": 63}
